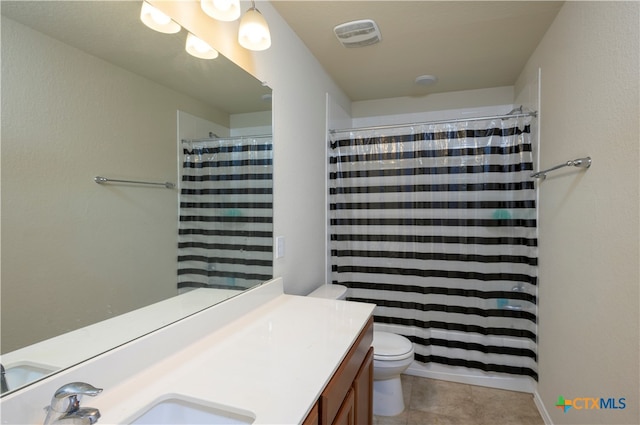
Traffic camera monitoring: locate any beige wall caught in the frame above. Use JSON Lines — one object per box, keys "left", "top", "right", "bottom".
{"left": 515, "top": 2, "right": 639, "bottom": 424}
{"left": 1, "top": 16, "right": 227, "bottom": 352}
{"left": 250, "top": 2, "right": 352, "bottom": 296}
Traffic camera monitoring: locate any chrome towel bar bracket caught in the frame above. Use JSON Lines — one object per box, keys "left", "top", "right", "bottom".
{"left": 530, "top": 157, "right": 591, "bottom": 180}
{"left": 94, "top": 176, "right": 174, "bottom": 189}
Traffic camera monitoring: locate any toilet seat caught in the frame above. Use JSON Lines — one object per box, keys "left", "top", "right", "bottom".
{"left": 372, "top": 331, "right": 413, "bottom": 361}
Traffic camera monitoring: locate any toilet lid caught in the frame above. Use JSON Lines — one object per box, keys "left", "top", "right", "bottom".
{"left": 372, "top": 331, "right": 413, "bottom": 361}
{"left": 308, "top": 285, "right": 347, "bottom": 300}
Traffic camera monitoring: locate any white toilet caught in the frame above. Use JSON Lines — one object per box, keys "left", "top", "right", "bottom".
{"left": 371, "top": 330, "right": 414, "bottom": 416}
{"left": 308, "top": 284, "right": 414, "bottom": 417}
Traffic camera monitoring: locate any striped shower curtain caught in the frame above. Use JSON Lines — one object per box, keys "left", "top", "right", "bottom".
{"left": 178, "top": 135, "right": 273, "bottom": 290}
{"left": 329, "top": 116, "right": 538, "bottom": 379}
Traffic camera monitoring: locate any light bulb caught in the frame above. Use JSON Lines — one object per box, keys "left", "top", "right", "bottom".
{"left": 150, "top": 9, "right": 170, "bottom": 25}
{"left": 238, "top": 8, "right": 271, "bottom": 51}
{"left": 140, "top": 2, "right": 181, "bottom": 34}
{"left": 201, "top": 0, "right": 241, "bottom": 21}
{"left": 214, "top": 0, "right": 233, "bottom": 12}
{"left": 186, "top": 33, "right": 219, "bottom": 59}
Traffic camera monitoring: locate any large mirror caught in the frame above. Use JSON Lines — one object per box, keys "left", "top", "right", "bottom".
{"left": 1, "top": 0, "right": 272, "bottom": 395}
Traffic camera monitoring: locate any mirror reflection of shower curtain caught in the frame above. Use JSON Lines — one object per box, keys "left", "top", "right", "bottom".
{"left": 178, "top": 135, "right": 273, "bottom": 291}
{"left": 329, "top": 116, "right": 538, "bottom": 380}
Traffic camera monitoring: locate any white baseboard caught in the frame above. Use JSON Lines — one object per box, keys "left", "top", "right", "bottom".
{"left": 534, "top": 390, "right": 553, "bottom": 425}
{"left": 405, "top": 363, "right": 536, "bottom": 393}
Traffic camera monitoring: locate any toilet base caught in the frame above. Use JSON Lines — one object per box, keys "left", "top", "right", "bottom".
{"left": 373, "top": 376, "right": 405, "bottom": 417}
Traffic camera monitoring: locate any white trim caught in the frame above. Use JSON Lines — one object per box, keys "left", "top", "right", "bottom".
{"left": 405, "top": 363, "right": 536, "bottom": 393}
{"left": 534, "top": 390, "right": 554, "bottom": 425}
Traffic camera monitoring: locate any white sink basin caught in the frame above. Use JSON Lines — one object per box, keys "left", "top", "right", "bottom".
{"left": 4, "top": 363, "right": 56, "bottom": 390}
{"left": 129, "top": 397, "right": 255, "bottom": 425}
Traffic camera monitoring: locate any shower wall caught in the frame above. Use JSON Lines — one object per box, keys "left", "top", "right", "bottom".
{"left": 351, "top": 86, "right": 516, "bottom": 126}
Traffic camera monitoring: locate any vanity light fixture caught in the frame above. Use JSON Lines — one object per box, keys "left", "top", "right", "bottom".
{"left": 139, "top": 1, "right": 181, "bottom": 34}
{"left": 201, "top": 0, "right": 241, "bottom": 22}
{"left": 186, "top": 33, "right": 219, "bottom": 59}
{"left": 238, "top": 1, "right": 271, "bottom": 51}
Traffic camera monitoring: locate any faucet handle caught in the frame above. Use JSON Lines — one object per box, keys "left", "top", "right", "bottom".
{"left": 48, "top": 382, "right": 102, "bottom": 416}
{"left": 53, "top": 382, "right": 103, "bottom": 400}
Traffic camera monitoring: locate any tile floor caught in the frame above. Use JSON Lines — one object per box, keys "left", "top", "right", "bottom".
{"left": 373, "top": 375, "right": 545, "bottom": 425}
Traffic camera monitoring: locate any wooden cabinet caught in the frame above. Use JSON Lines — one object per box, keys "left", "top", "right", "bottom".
{"left": 302, "top": 402, "right": 319, "bottom": 425}
{"left": 318, "top": 316, "right": 373, "bottom": 425}
{"left": 331, "top": 388, "right": 355, "bottom": 425}
{"left": 353, "top": 347, "right": 373, "bottom": 425}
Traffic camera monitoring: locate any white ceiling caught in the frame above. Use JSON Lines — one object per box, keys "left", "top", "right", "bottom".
{"left": 271, "top": 1, "right": 564, "bottom": 102}
{"left": 1, "top": 1, "right": 564, "bottom": 109}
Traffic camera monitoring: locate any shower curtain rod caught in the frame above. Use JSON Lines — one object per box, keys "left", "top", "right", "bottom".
{"left": 94, "top": 176, "right": 175, "bottom": 189}
{"left": 182, "top": 133, "right": 272, "bottom": 143}
{"left": 329, "top": 111, "right": 537, "bottom": 134}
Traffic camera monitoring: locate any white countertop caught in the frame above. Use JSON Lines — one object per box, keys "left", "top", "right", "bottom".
{"left": 0, "top": 280, "right": 374, "bottom": 425}
{"left": 93, "top": 293, "right": 374, "bottom": 425}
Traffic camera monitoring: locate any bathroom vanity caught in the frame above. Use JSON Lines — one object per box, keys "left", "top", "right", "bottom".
{"left": 0, "top": 278, "right": 375, "bottom": 424}
{"left": 304, "top": 317, "right": 373, "bottom": 425}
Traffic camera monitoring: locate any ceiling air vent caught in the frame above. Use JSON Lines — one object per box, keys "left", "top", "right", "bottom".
{"left": 333, "top": 19, "right": 382, "bottom": 48}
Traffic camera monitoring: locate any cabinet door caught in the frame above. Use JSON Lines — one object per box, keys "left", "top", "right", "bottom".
{"left": 332, "top": 388, "right": 355, "bottom": 425}
{"left": 320, "top": 317, "right": 373, "bottom": 425}
{"left": 303, "top": 402, "right": 320, "bottom": 425}
{"left": 353, "top": 347, "right": 373, "bottom": 425}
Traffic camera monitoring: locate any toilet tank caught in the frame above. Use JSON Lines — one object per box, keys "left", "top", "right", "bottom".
{"left": 308, "top": 284, "right": 347, "bottom": 300}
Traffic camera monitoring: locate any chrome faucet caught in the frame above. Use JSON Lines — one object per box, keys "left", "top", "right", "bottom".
{"left": 43, "top": 382, "right": 103, "bottom": 425}
{"left": 1, "top": 364, "right": 9, "bottom": 394}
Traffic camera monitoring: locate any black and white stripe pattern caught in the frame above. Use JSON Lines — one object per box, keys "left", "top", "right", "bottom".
{"left": 329, "top": 117, "right": 538, "bottom": 379}
{"left": 178, "top": 136, "right": 273, "bottom": 290}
